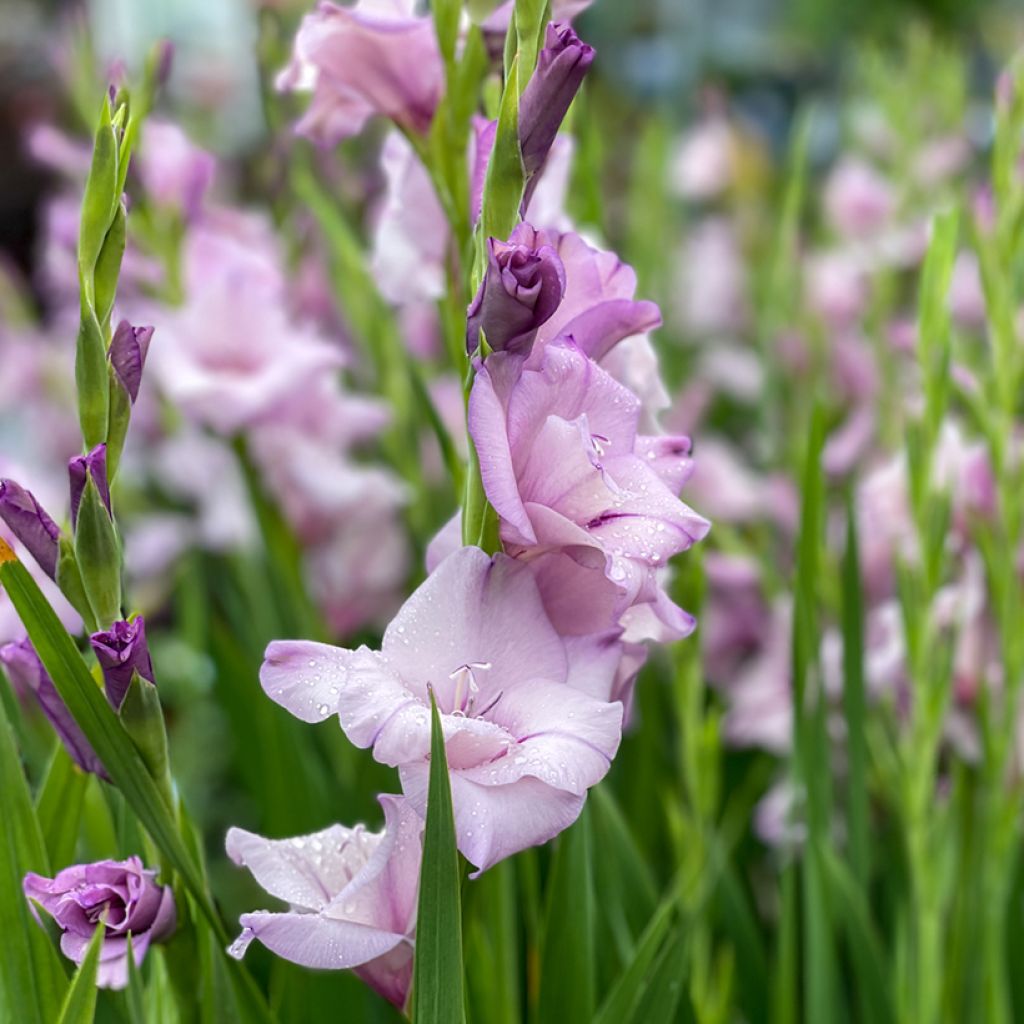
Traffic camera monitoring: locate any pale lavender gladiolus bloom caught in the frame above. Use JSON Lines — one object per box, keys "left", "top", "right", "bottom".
{"left": 68, "top": 444, "right": 111, "bottom": 529}
{"left": 516, "top": 226, "right": 662, "bottom": 366}
{"left": 469, "top": 341, "right": 709, "bottom": 625}
{"left": 137, "top": 119, "right": 216, "bottom": 218}
{"left": 260, "top": 547, "right": 623, "bottom": 874}
{"left": 1, "top": 639, "right": 107, "bottom": 777}
{"left": 90, "top": 617, "right": 155, "bottom": 710}
{"left": 0, "top": 479, "right": 61, "bottom": 579}
{"left": 519, "top": 23, "right": 595, "bottom": 179}
{"left": 23, "top": 857, "right": 176, "bottom": 989}
{"left": 466, "top": 231, "right": 566, "bottom": 355}
{"left": 109, "top": 320, "right": 154, "bottom": 404}
{"left": 147, "top": 224, "right": 344, "bottom": 435}
{"left": 277, "top": 0, "right": 444, "bottom": 146}
{"left": 227, "top": 794, "right": 421, "bottom": 1008}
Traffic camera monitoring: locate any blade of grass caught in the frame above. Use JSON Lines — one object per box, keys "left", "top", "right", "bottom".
{"left": 841, "top": 488, "right": 870, "bottom": 887}
{"left": 56, "top": 919, "right": 105, "bottom": 1024}
{"left": 412, "top": 691, "right": 466, "bottom": 1024}
{"left": 0, "top": 689, "right": 68, "bottom": 1023}
{"left": 36, "top": 743, "right": 88, "bottom": 870}
{"left": 538, "top": 805, "right": 596, "bottom": 1024}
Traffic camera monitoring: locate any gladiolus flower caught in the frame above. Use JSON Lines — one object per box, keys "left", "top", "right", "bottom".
{"left": 108, "top": 320, "right": 154, "bottom": 405}
{"left": 260, "top": 547, "right": 623, "bottom": 874}
{"left": 23, "top": 857, "right": 176, "bottom": 989}
{"left": 90, "top": 617, "right": 155, "bottom": 710}
{"left": 227, "top": 794, "right": 421, "bottom": 1009}
{"left": 278, "top": 0, "right": 444, "bottom": 146}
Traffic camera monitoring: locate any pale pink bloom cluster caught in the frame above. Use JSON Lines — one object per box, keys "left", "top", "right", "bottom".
{"left": 230, "top": 12, "right": 708, "bottom": 1007}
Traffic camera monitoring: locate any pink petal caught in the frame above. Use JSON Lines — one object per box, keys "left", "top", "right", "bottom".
{"left": 232, "top": 911, "right": 406, "bottom": 970}
{"left": 226, "top": 823, "right": 377, "bottom": 912}
{"left": 260, "top": 640, "right": 364, "bottom": 724}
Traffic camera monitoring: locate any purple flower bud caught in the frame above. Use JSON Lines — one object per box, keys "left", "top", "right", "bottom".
{"left": 69, "top": 445, "right": 111, "bottom": 530}
{"left": 0, "top": 480, "right": 61, "bottom": 579}
{"left": 0, "top": 640, "right": 108, "bottom": 779}
{"left": 109, "top": 320, "right": 154, "bottom": 404}
{"left": 519, "top": 23, "right": 595, "bottom": 179}
{"left": 155, "top": 39, "right": 175, "bottom": 89}
{"left": 466, "top": 227, "right": 566, "bottom": 356}
{"left": 90, "top": 617, "right": 154, "bottom": 710}
{"left": 23, "top": 856, "right": 176, "bottom": 990}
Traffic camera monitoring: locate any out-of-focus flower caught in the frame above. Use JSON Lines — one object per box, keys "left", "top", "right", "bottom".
{"left": 682, "top": 438, "right": 797, "bottom": 533}
{"left": 470, "top": 341, "right": 708, "bottom": 631}
{"left": 948, "top": 251, "right": 986, "bottom": 330}
{"left": 261, "top": 547, "right": 623, "bottom": 874}
{"left": 228, "top": 794, "right": 421, "bottom": 1008}
{"left": 805, "top": 251, "right": 868, "bottom": 330}
{"left": 466, "top": 230, "right": 566, "bottom": 355}
{"left": 670, "top": 118, "right": 735, "bottom": 200}
{"left": 518, "top": 23, "right": 595, "bottom": 180}
{"left": 278, "top": 0, "right": 443, "bottom": 146}
{"left": 136, "top": 120, "right": 216, "bottom": 219}
{"left": 370, "top": 132, "right": 447, "bottom": 306}
{"left": 148, "top": 225, "right": 343, "bottom": 435}
{"left": 912, "top": 134, "right": 971, "bottom": 188}
{"left": 823, "top": 158, "right": 895, "bottom": 238}
{"left": 23, "top": 857, "right": 175, "bottom": 989}
{"left": 108, "top": 320, "right": 154, "bottom": 405}
{"left": 90, "top": 617, "right": 155, "bottom": 710}
{"left": 0, "top": 479, "right": 60, "bottom": 579}
{"left": 674, "top": 219, "right": 748, "bottom": 335}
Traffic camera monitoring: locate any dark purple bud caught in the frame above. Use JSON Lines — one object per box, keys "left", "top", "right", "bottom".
{"left": 156, "top": 40, "right": 175, "bottom": 89}
{"left": 90, "top": 617, "right": 155, "bottom": 711}
{"left": 466, "top": 227, "right": 566, "bottom": 356}
{"left": 0, "top": 480, "right": 61, "bottom": 579}
{"left": 69, "top": 445, "right": 111, "bottom": 529}
{"left": 0, "top": 640, "right": 108, "bottom": 779}
{"left": 518, "top": 22, "right": 595, "bottom": 179}
{"left": 109, "top": 320, "right": 154, "bottom": 404}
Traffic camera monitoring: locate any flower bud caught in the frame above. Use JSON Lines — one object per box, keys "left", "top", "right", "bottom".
{"left": 69, "top": 445, "right": 112, "bottom": 530}
{"left": 466, "top": 230, "right": 566, "bottom": 356}
{"left": 109, "top": 320, "right": 154, "bottom": 405}
{"left": 519, "top": 23, "right": 595, "bottom": 179}
{"left": 69, "top": 445, "right": 121, "bottom": 627}
{"left": 90, "top": 616, "right": 154, "bottom": 710}
{"left": 0, "top": 480, "right": 61, "bottom": 580}
{"left": 0, "top": 640, "right": 108, "bottom": 779}
{"left": 24, "top": 857, "right": 176, "bottom": 989}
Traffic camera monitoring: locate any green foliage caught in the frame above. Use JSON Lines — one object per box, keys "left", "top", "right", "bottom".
{"left": 412, "top": 693, "right": 466, "bottom": 1024}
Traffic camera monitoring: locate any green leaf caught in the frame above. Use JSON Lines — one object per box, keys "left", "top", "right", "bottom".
{"left": 514, "top": 0, "right": 548, "bottom": 91}
{"left": 841, "top": 488, "right": 870, "bottom": 887}
{"left": 124, "top": 934, "right": 146, "bottom": 1024}
{"left": 75, "top": 303, "right": 110, "bottom": 452}
{"left": 55, "top": 918, "right": 105, "bottom": 1024}
{"left": 0, "top": 689, "right": 68, "bottom": 1024}
{"left": 0, "top": 549, "right": 217, "bottom": 933}
{"left": 93, "top": 199, "right": 126, "bottom": 327}
{"left": 412, "top": 692, "right": 466, "bottom": 1024}
{"left": 626, "top": 924, "right": 690, "bottom": 1024}
{"left": 593, "top": 878, "right": 681, "bottom": 1024}
{"left": 74, "top": 480, "right": 122, "bottom": 629}
{"left": 479, "top": 56, "right": 524, "bottom": 261}
{"left": 78, "top": 95, "right": 119, "bottom": 286}
{"left": 820, "top": 846, "right": 896, "bottom": 1024}
{"left": 538, "top": 807, "right": 595, "bottom": 1024}
{"left": 431, "top": 0, "right": 461, "bottom": 71}
{"left": 35, "top": 743, "right": 88, "bottom": 869}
